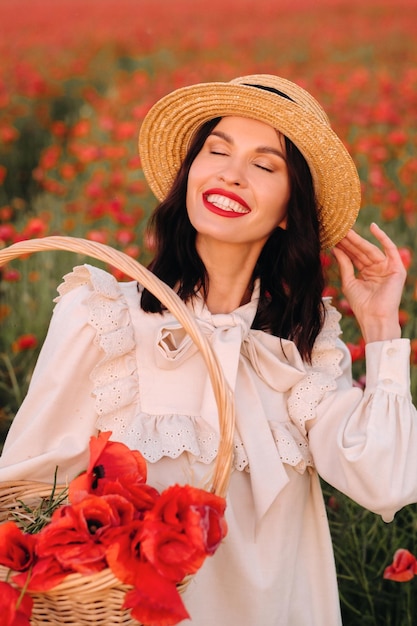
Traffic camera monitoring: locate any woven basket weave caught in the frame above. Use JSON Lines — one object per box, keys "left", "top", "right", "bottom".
{"left": 0, "top": 236, "right": 235, "bottom": 625}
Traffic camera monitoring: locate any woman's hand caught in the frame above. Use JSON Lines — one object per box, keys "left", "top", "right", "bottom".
{"left": 333, "top": 223, "right": 407, "bottom": 343}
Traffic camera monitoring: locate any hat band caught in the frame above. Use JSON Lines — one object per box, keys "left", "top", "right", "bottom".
{"left": 244, "top": 83, "right": 295, "bottom": 103}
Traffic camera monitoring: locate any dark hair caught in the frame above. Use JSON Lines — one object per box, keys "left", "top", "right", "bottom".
{"left": 141, "top": 118, "right": 325, "bottom": 362}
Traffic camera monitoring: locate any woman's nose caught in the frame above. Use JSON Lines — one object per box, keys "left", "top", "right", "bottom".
{"left": 217, "top": 158, "right": 247, "bottom": 186}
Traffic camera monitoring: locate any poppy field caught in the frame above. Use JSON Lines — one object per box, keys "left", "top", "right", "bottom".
{"left": 0, "top": 0, "right": 417, "bottom": 623}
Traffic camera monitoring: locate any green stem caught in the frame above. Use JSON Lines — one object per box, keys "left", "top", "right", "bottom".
{"left": 0, "top": 352, "right": 22, "bottom": 406}
{"left": 15, "top": 564, "right": 32, "bottom": 611}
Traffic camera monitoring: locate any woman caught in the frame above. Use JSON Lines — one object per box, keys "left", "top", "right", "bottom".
{"left": 0, "top": 74, "right": 416, "bottom": 625}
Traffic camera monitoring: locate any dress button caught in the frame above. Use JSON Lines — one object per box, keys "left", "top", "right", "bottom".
{"left": 387, "top": 347, "right": 396, "bottom": 356}
{"left": 383, "top": 378, "right": 393, "bottom": 385}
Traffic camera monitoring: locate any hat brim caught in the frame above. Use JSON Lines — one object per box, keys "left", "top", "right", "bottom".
{"left": 138, "top": 82, "right": 361, "bottom": 249}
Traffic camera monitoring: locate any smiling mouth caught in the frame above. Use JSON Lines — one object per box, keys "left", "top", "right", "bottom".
{"left": 205, "top": 193, "right": 250, "bottom": 214}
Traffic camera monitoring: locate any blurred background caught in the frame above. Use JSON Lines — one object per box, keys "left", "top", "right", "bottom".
{"left": 0, "top": 0, "right": 417, "bottom": 622}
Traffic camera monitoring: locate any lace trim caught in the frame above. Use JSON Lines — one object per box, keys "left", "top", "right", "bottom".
{"left": 56, "top": 269, "right": 344, "bottom": 473}
{"left": 232, "top": 423, "right": 312, "bottom": 474}
{"left": 56, "top": 266, "right": 223, "bottom": 465}
{"left": 57, "top": 264, "right": 140, "bottom": 440}
{"left": 104, "top": 413, "right": 220, "bottom": 465}
{"left": 287, "top": 299, "right": 344, "bottom": 437}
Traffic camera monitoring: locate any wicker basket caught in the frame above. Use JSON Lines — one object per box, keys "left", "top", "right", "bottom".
{"left": 0, "top": 236, "right": 235, "bottom": 625}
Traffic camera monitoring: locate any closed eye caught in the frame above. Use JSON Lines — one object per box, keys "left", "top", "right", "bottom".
{"left": 254, "top": 163, "right": 274, "bottom": 172}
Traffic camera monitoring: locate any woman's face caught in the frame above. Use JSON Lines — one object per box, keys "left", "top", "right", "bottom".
{"left": 186, "top": 116, "right": 290, "bottom": 253}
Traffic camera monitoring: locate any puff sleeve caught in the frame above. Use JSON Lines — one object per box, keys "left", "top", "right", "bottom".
{"left": 307, "top": 337, "right": 417, "bottom": 522}
{"left": 0, "top": 270, "right": 102, "bottom": 483}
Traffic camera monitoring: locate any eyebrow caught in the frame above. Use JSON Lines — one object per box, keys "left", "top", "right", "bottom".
{"left": 209, "top": 129, "right": 287, "bottom": 160}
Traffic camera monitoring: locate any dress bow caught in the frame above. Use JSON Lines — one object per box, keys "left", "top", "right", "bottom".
{"left": 154, "top": 291, "right": 308, "bottom": 521}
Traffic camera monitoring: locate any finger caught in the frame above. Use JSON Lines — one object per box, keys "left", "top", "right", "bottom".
{"left": 369, "top": 222, "right": 403, "bottom": 261}
{"left": 332, "top": 246, "right": 356, "bottom": 286}
{"left": 336, "top": 232, "right": 384, "bottom": 270}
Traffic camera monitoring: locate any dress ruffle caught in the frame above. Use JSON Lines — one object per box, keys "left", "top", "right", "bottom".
{"left": 288, "top": 298, "right": 344, "bottom": 439}
{"left": 57, "top": 267, "right": 345, "bottom": 474}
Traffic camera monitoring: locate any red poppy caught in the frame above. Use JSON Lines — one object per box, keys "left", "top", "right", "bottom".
{"left": 122, "top": 562, "right": 190, "bottom": 626}
{"left": 383, "top": 548, "right": 417, "bottom": 582}
{"left": 13, "top": 555, "right": 71, "bottom": 592}
{"left": 140, "top": 485, "right": 227, "bottom": 582}
{"left": 11, "top": 334, "right": 38, "bottom": 353}
{"left": 0, "top": 223, "right": 15, "bottom": 241}
{"left": 140, "top": 521, "right": 207, "bottom": 582}
{"left": 0, "top": 581, "right": 33, "bottom": 626}
{"left": 0, "top": 521, "right": 36, "bottom": 571}
{"left": 398, "top": 247, "right": 413, "bottom": 270}
{"left": 37, "top": 494, "right": 125, "bottom": 574}
{"left": 97, "top": 480, "right": 159, "bottom": 519}
{"left": 105, "top": 520, "right": 144, "bottom": 586}
{"left": 0, "top": 164, "right": 6, "bottom": 185}
{"left": 69, "top": 432, "right": 147, "bottom": 503}
{"left": 346, "top": 341, "right": 365, "bottom": 363}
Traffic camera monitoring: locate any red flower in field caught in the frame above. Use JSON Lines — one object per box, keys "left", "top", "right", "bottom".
{"left": 115, "top": 229, "right": 135, "bottom": 245}
{"left": 113, "top": 121, "right": 137, "bottom": 141}
{"left": 69, "top": 432, "right": 148, "bottom": 504}
{"left": 102, "top": 145, "right": 127, "bottom": 160}
{"left": 320, "top": 252, "right": 332, "bottom": 269}
{"left": 85, "top": 179, "right": 105, "bottom": 199}
{"left": 140, "top": 484, "right": 227, "bottom": 582}
{"left": 398, "top": 309, "right": 409, "bottom": 327}
{"left": 23, "top": 217, "right": 48, "bottom": 238}
{"left": 0, "top": 205, "right": 13, "bottom": 220}
{"left": 60, "top": 163, "right": 78, "bottom": 180}
{"left": 322, "top": 286, "right": 338, "bottom": 299}
{"left": 383, "top": 549, "right": 417, "bottom": 582}
{"left": 109, "top": 170, "right": 125, "bottom": 189}
{"left": 123, "top": 244, "right": 141, "bottom": 259}
{"left": 39, "top": 145, "right": 61, "bottom": 170}
{"left": 0, "top": 164, "right": 6, "bottom": 184}
{"left": 398, "top": 247, "right": 412, "bottom": 270}
{"left": 2, "top": 268, "right": 21, "bottom": 282}
{"left": 338, "top": 298, "right": 353, "bottom": 316}
{"left": 0, "top": 581, "right": 33, "bottom": 626}
{"left": 69, "top": 142, "right": 100, "bottom": 164}
{"left": 126, "top": 155, "right": 142, "bottom": 170}
{"left": 0, "top": 125, "right": 19, "bottom": 144}
{"left": 70, "top": 119, "right": 91, "bottom": 138}
{"left": 387, "top": 130, "right": 408, "bottom": 147}
{"left": 382, "top": 205, "right": 399, "bottom": 222}
{"left": 346, "top": 341, "right": 365, "bottom": 363}
{"left": 0, "top": 521, "right": 36, "bottom": 571}
{"left": 0, "top": 223, "right": 15, "bottom": 242}
{"left": 353, "top": 374, "right": 367, "bottom": 390}
{"left": 115, "top": 212, "right": 136, "bottom": 227}
{"left": 411, "top": 339, "right": 417, "bottom": 365}
{"left": 50, "top": 121, "right": 67, "bottom": 138}
{"left": 86, "top": 229, "right": 109, "bottom": 244}
{"left": 123, "top": 562, "right": 189, "bottom": 626}
{"left": 12, "top": 334, "right": 38, "bottom": 353}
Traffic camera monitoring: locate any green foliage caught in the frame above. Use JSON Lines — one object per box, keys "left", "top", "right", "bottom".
{"left": 323, "top": 483, "right": 417, "bottom": 626}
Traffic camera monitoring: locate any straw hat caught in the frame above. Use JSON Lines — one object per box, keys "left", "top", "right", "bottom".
{"left": 138, "top": 74, "right": 361, "bottom": 248}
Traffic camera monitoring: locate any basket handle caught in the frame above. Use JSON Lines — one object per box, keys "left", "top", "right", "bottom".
{"left": 0, "top": 236, "right": 235, "bottom": 498}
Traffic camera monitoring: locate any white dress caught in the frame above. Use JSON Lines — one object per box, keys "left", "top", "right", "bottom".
{"left": 1, "top": 264, "right": 417, "bottom": 625}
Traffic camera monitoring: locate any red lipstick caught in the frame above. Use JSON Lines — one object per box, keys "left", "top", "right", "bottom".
{"left": 203, "top": 188, "right": 251, "bottom": 218}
